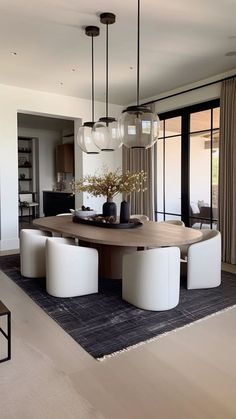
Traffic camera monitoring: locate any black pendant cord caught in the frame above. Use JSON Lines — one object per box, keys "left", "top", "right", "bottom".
{"left": 85, "top": 25, "right": 100, "bottom": 124}
{"left": 91, "top": 34, "right": 94, "bottom": 123}
{"left": 137, "top": 0, "right": 140, "bottom": 107}
{"left": 106, "top": 22, "right": 109, "bottom": 123}
{"left": 100, "top": 12, "right": 116, "bottom": 125}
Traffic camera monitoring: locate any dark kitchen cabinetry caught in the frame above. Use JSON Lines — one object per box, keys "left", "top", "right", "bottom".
{"left": 56, "top": 143, "right": 74, "bottom": 173}
{"left": 43, "top": 191, "right": 75, "bottom": 216}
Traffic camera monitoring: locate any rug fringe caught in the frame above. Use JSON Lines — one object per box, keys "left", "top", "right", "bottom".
{"left": 97, "top": 303, "right": 236, "bottom": 361}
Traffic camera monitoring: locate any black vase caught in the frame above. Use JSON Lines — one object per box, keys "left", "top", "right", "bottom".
{"left": 120, "top": 200, "right": 130, "bottom": 224}
{"left": 103, "top": 199, "right": 117, "bottom": 220}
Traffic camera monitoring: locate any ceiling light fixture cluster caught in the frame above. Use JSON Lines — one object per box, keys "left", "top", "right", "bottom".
{"left": 77, "top": 0, "right": 160, "bottom": 154}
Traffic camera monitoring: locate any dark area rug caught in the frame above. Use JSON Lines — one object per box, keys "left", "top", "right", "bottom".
{"left": 1, "top": 254, "right": 236, "bottom": 359}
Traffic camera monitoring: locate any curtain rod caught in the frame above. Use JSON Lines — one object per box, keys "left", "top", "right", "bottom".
{"left": 142, "top": 74, "right": 236, "bottom": 106}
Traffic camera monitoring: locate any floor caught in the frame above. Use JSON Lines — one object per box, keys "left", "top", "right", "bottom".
{"left": 0, "top": 263, "right": 236, "bottom": 419}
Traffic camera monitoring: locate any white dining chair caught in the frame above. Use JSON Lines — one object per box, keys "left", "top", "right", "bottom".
{"left": 160, "top": 220, "right": 185, "bottom": 226}
{"left": 45, "top": 237, "right": 98, "bottom": 297}
{"left": 130, "top": 214, "right": 149, "bottom": 222}
{"left": 53, "top": 213, "right": 75, "bottom": 240}
{"left": 20, "top": 229, "right": 50, "bottom": 278}
{"left": 56, "top": 213, "right": 72, "bottom": 216}
{"left": 185, "top": 229, "right": 221, "bottom": 290}
{"left": 122, "top": 247, "right": 180, "bottom": 311}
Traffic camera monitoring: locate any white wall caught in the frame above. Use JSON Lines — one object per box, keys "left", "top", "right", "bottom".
{"left": 150, "top": 69, "right": 236, "bottom": 113}
{"left": 18, "top": 126, "right": 61, "bottom": 216}
{"left": 0, "top": 83, "right": 122, "bottom": 250}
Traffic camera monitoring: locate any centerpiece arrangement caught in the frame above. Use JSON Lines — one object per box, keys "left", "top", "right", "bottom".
{"left": 71, "top": 169, "right": 147, "bottom": 227}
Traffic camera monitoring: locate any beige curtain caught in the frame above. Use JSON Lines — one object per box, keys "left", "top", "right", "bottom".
{"left": 122, "top": 104, "right": 155, "bottom": 220}
{"left": 219, "top": 77, "right": 236, "bottom": 263}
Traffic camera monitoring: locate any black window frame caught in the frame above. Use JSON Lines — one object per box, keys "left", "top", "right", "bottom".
{"left": 155, "top": 98, "right": 220, "bottom": 227}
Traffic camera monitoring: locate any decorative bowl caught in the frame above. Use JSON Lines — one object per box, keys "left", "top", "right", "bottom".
{"left": 73, "top": 209, "right": 96, "bottom": 218}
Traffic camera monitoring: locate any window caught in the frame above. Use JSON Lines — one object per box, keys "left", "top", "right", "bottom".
{"left": 155, "top": 99, "right": 220, "bottom": 228}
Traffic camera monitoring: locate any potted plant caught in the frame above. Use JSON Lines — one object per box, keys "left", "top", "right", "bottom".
{"left": 71, "top": 169, "right": 147, "bottom": 222}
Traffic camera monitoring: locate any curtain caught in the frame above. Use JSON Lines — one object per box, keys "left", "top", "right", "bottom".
{"left": 219, "top": 77, "right": 236, "bottom": 263}
{"left": 122, "top": 104, "right": 155, "bottom": 220}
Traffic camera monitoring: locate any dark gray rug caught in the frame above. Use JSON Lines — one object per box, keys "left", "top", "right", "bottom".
{"left": 0, "top": 254, "right": 236, "bottom": 359}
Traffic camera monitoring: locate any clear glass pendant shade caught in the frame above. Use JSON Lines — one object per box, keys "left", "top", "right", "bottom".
{"left": 92, "top": 117, "right": 122, "bottom": 151}
{"left": 77, "top": 122, "right": 99, "bottom": 154}
{"left": 120, "top": 106, "right": 160, "bottom": 149}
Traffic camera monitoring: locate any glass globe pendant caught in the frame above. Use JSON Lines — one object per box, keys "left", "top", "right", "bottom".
{"left": 120, "top": 105, "right": 160, "bottom": 149}
{"left": 93, "top": 117, "right": 121, "bottom": 151}
{"left": 77, "top": 122, "right": 99, "bottom": 154}
{"left": 120, "top": 0, "right": 160, "bottom": 149}
{"left": 77, "top": 26, "right": 100, "bottom": 154}
{"left": 92, "top": 13, "right": 121, "bottom": 151}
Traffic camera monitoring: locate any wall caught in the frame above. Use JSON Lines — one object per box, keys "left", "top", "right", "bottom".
{"left": 149, "top": 69, "right": 236, "bottom": 113}
{"left": 0, "top": 83, "right": 122, "bottom": 250}
{"left": 18, "top": 126, "right": 61, "bottom": 216}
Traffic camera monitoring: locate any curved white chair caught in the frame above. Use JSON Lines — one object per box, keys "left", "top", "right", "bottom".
{"left": 45, "top": 238, "right": 98, "bottom": 297}
{"left": 161, "top": 220, "right": 185, "bottom": 226}
{"left": 56, "top": 213, "right": 72, "bottom": 216}
{"left": 20, "top": 229, "right": 50, "bottom": 278}
{"left": 130, "top": 214, "right": 149, "bottom": 223}
{"left": 186, "top": 230, "right": 221, "bottom": 290}
{"left": 122, "top": 247, "right": 180, "bottom": 311}
{"left": 53, "top": 213, "right": 74, "bottom": 239}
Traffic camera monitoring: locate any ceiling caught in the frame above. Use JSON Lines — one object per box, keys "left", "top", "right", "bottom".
{"left": 0, "top": 0, "right": 236, "bottom": 105}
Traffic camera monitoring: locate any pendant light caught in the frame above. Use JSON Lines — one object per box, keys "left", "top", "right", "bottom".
{"left": 92, "top": 13, "right": 121, "bottom": 151}
{"left": 120, "top": 0, "right": 160, "bottom": 149}
{"left": 77, "top": 26, "right": 100, "bottom": 154}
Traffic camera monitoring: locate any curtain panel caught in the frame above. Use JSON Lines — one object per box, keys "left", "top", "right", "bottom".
{"left": 219, "top": 77, "right": 236, "bottom": 263}
{"left": 122, "top": 146, "right": 154, "bottom": 220}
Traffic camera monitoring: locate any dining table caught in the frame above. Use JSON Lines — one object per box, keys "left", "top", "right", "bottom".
{"left": 33, "top": 216, "right": 203, "bottom": 279}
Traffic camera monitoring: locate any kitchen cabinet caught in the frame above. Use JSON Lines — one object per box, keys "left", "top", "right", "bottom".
{"left": 56, "top": 143, "right": 74, "bottom": 173}
{"left": 43, "top": 191, "right": 75, "bottom": 216}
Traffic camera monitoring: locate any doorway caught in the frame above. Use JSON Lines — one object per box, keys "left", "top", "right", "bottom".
{"left": 17, "top": 113, "right": 74, "bottom": 229}
{"left": 155, "top": 99, "right": 220, "bottom": 228}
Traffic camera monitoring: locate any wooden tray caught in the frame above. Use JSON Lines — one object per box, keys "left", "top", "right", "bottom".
{"left": 72, "top": 215, "right": 143, "bottom": 229}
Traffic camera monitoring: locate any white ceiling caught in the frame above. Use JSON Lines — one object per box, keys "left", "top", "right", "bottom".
{"left": 0, "top": 0, "right": 236, "bottom": 105}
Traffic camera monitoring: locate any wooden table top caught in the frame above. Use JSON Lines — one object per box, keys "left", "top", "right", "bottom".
{"left": 33, "top": 216, "right": 203, "bottom": 248}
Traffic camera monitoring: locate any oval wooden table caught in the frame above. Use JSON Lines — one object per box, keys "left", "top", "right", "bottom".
{"left": 33, "top": 216, "right": 203, "bottom": 278}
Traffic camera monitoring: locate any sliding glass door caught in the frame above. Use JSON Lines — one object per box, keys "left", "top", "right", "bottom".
{"left": 155, "top": 99, "right": 220, "bottom": 228}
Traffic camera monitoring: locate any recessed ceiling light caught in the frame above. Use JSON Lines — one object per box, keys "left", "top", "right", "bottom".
{"left": 59, "top": 82, "right": 64, "bottom": 86}
{"left": 10, "top": 51, "right": 18, "bottom": 56}
{"left": 225, "top": 51, "right": 236, "bottom": 56}
{"left": 71, "top": 68, "right": 76, "bottom": 72}
{"left": 129, "top": 66, "right": 134, "bottom": 70}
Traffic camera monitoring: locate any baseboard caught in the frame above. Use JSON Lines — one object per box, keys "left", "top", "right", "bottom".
{"left": 0, "top": 238, "right": 19, "bottom": 252}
